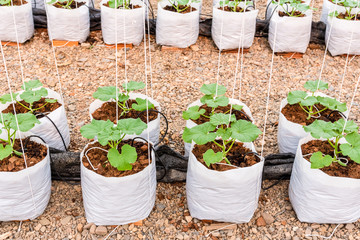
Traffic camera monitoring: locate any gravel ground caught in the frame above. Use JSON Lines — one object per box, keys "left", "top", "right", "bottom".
{"left": 1, "top": 0, "right": 360, "bottom": 239}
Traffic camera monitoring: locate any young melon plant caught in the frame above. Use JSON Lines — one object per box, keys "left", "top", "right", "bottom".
{"left": 273, "top": 0, "right": 314, "bottom": 17}
{"left": 287, "top": 80, "right": 347, "bottom": 120}
{"left": 0, "top": 0, "right": 11, "bottom": 6}
{"left": 80, "top": 118, "right": 148, "bottom": 171}
{"left": 183, "top": 112, "right": 262, "bottom": 166}
{"left": 303, "top": 119, "right": 360, "bottom": 168}
{"left": 0, "top": 113, "right": 40, "bottom": 160}
{"left": 219, "top": 0, "right": 254, "bottom": 12}
{"left": 107, "top": 0, "right": 132, "bottom": 8}
{"left": 93, "top": 81, "right": 155, "bottom": 118}
{"left": 329, "top": 0, "right": 360, "bottom": 20}
{"left": 0, "top": 79, "right": 57, "bottom": 114}
{"left": 47, "top": 0, "right": 77, "bottom": 9}
{"left": 182, "top": 83, "right": 244, "bottom": 121}
{"left": 167, "top": 0, "right": 199, "bottom": 13}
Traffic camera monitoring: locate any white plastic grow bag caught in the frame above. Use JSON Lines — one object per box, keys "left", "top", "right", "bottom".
{"left": 0, "top": 2, "right": 34, "bottom": 43}
{"left": 265, "top": 0, "right": 311, "bottom": 20}
{"left": 277, "top": 93, "right": 348, "bottom": 154}
{"left": 184, "top": 98, "right": 254, "bottom": 157}
{"left": 89, "top": 93, "right": 161, "bottom": 146}
{"left": 45, "top": 0, "right": 90, "bottom": 42}
{"left": 81, "top": 139, "right": 156, "bottom": 225}
{"left": 0, "top": 137, "right": 51, "bottom": 221}
{"left": 100, "top": 0, "right": 144, "bottom": 45}
{"left": 325, "top": 14, "right": 360, "bottom": 56}
{"left": 212, "top": 4, "right": 258, "bottom": 50}
{"left": 0, "top": 88, "right": 70, "bottom": 151}
{"left": 320, "top": 0, "right": 348, "bottom": 23}
{"left": 268, "top": 9, "right": 312, "bottom": 53}
{"left": 156, "top": 1, "right": 199, "bottom": 48}
{"left": 289, "top": 136, "right": 360, "bottom": 223}
{"left": 186, "top": 142, "right": 264, "bottom": 223}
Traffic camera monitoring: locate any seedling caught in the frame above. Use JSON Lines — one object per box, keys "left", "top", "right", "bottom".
{"left": 329, "top": 0, "right": 360, "bottom": 20}
{"left": 93, "top": 81, "right": 155, "bottom": 118}
{"left": 47, "top": 0, "right": 77, "bottom": 9}
{"left": 0, "top": 80, "right": 58, "bottom": 114}
{"left": 304, "top": 119, "right": 360, "bottom": 168}
{"left": 167, "top": 0, "right": 199, "bottom": 13}
{"left": 219, "top": 0, "right": 254, "bottom": 12}
{"left": 287, "top": 80, "right": 347, "bottom": 120}
{"left": 183, "top": 113, "right": 262, "bottom": 166}
{"left": 80, "top": 118, "right": 147, "bottom": 171}
{"left": 272, "top": 0, "right": 315, "bottom": 17}
{"left": 0, "top": 0, "right": 11, "bottom": 6}
{"left": 0, "top": 113, "right": 40, "bottom": 160}
{"left": 182, "top": 83, "right": 244, "bottom": 121}
{"left": 106, "top": 0, "right": 132, "bottom": 9}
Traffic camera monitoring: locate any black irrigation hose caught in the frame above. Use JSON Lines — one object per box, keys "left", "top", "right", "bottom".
{"left": 232, "top": 109, "right": 252, "bottom": 122}
{"left": 136, "top": 109, "right": 169, "bottom": 148}
{"left": 34, "top": 112, "right": 68, "bottom": 152}
{"left": 326, "top": 110, "right": 347, "bottom": 121}
{"left": 262, "top": 176, "right": 286, "bottom": 190}
{"left": 130, "top": 136, "right": 167, "bottom": 181}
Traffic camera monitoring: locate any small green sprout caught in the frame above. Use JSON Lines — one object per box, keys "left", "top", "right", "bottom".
{"left": 304, "top": 119, "right": 360, "bottom": 168}
{"left": 329, "top": 0, "right": 360, "bottom": 20}
{"left": 0, "top": 0, "right": 11, "bottom": 6}
{"left": 183, "top": 112, "right": 262, "bottom": 167}
{"left": 107, "top": 0, "right": 132, "bottom": 9}
{"left": 287, "top": 80, "right": 347, "bottom": 120}
{"left": 0, "top": 113, "right": 40, "bottom": 160}
{"left": 219, "top": 0, "right": 254, "bottom": 12}
{"left": 272, "top": 0, "right": 316, "bottom": 17}
{"left": 48, "top": 0, "right": 76, "bottom": 9}
{"left": 80, "top": 118, "right": 147, "bottom": 171}
{"left": 167, "top": 0, "right": 200, "bottom": 13}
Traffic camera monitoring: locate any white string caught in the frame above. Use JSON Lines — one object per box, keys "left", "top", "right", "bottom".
{"left": 84, "top": 147, "right": 109, "bottom": 170}
{"left": 0, "top": 40, "right": 38, "bottom": 214}
{"left": 214, "top": 2, "right": 226, "bottom": 98}
{"left": 145, "top": 0, "right": 154, "bottom": 99}
{"left": 205, "top": 223, "right": 237, "bottom": 238}
{"left": 342, "top": 74, "right": 360, "bottom": 134}
{"left": 103, "top": 225, "right": 119, "bottom": 240}
{"left": 115, "top": 0, "right": 119, "bottom": 124}
{"left": 305, "top": 224, "right": 340, "bottom": 239}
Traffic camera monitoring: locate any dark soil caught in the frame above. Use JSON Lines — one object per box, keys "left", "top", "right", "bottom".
{"left": 2, "top": 98, "right": 62, "bottom": 119}
{"left": 337, "top": 13, "right": 360, "bottom": 21}
{"left": 0, "top": 0, "right": 27, "bottom": 6}
{"left": 279, "top": 11, "right": 305, "bottom": 17}
{"left": 193, "top": 140, "right": 260, "bottom": 171}
{"left": 91, "top": 100, "right": 158, "bottom": 124}
{"left": 218, "top": 6, "right": 250, "bottom": 12}
{"left": 193, "top": 104, "right": 252, "bottom": 125}
{"left": 103, "top": 2, "right": 141, "bottom": 9}
{"left": 53, "top": 1, "right": 85, "bottom": 9}
{"left": 163, "top": 5, "right": 197, "bottom": 13}
{"left": 82, "top": 140, "right": 152, "bottom": 177}
{"left": 281, "top": 103, "right": 343, "bottom": 125}
{"left": 302, "top": 140, "right": 360, "bottom": 179}
{"left": 0, "top": 139, "right": 48, "bottom": 172}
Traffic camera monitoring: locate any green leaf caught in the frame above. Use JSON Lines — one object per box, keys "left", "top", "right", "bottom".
{"left": 7, "top": 113, "right": 40, "bottom": 132}
{"left": 310, "top": 152, "right": 333, "bottom": 169}
{"left": 287, "top": 91, "right": 307, "bottom": 105}
{"left": 45, "top": 98, "right": 57, "bottom": 103}
{"left": 304, "top": 80, "right": 329, "bottom": 92}
{"left": 204, "top": 96, "right": 229, "bottom": 108}
{"left": 13, "top": 149, "right": 23, "bottom": 156}
{"left": 0, "top": 144, "right": 13, "bottom": 160}
{"left": 232, "top": 104, "right": 243, "bottom": 111}
{"left": 216, "top": 128, "right": 232, "bottom": 140}
{"left": 116, "top": 118, "right": 147, "bottom": 135}
{"left": 182, "top": 122, "right": 217, "bottom": 144}
{"left": 118, "top": 94, "right": 129, "bottom": 102}
{"left": 0, "top": 93, "right": 18, "bottom": 104}
{"left": 203, "top": 149, "right": 223, "bottom": 167}
{"left": 93, "top": 86, "right": 119, "bottom": 101}
{"left": 122, "top": 81, "right": 145, "bottom": 92}
{"left": 21, "top": 79, "right": 43, "bottom": 90}
{"left": 209, "top": 113, "right": 236, "bottom": 126}
{"left": 317, "top": 97, "right": 347, "bottom": 112}
{"left": 20, "top": 88, "right": 48, "bottom": 104}
{"left": 300, "top": 96, "right": 319, "bottom": 106}
{"left": 333, "top": 119, "right": 358, "bottom": 134}
{"left": 107, "top": 144, "right": 137, "bottom": 171}
{"left": 80, "top": 119, "right": 114, "bottom": 143}
{"left": 182, "top": 106, "right": 206, "bottom": 120}
{"left": 132, "top": 98, "right": 155, "bottom": 112}
{"left": 303, "top": 120, "right": 337, "bottom": 139}
{"left": 340, "top": 132, "right": 360, "bottom": 163}
{"left": 231, "top": 120, "right": 262, "bottom": 142}
{"left": 200, "top": 83, "right": 227, "bottom": 96}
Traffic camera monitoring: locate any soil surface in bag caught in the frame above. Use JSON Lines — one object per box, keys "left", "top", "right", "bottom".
{"left": 281, "top": 103, "right": 343, "bottom": 125}
{"left": 302, "top": 140, "right": 360, "bottom": 179}
{"left": 163, "top": 5, "right": 197, "bottom": 13}
{"left": 0, "top": 0, "right": 27, "bottom": 6}
{"left": 0, "top": 139, "right": 47, "bottom": 172}
{"left": 92, "top": 100, "right": 158, "bottom": 124}
{"left": 53, "top": 1, "right": 85, "bottom": 9}
{"left": 2, "top": 98, "right": 62, "bottom": 119}
{"left": 193, "top": 104, "right": 252, "bottom": 125}
{"left": 337, "top": 13, "right": 360, "bottom": 21}
{"left": 193, "top": 140, "right": 260, "bottom": 171}
{"left": 103, "top": 2, "right": 141, "bottom": 8}
{"left": 218, "top": 6, "right": 250, "bottom": 12}
{"left": 82, "top": 140, "right": 152, "bottom": 177}
{"left": 278, "top": 11, "right": 305, "bottom": 17}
